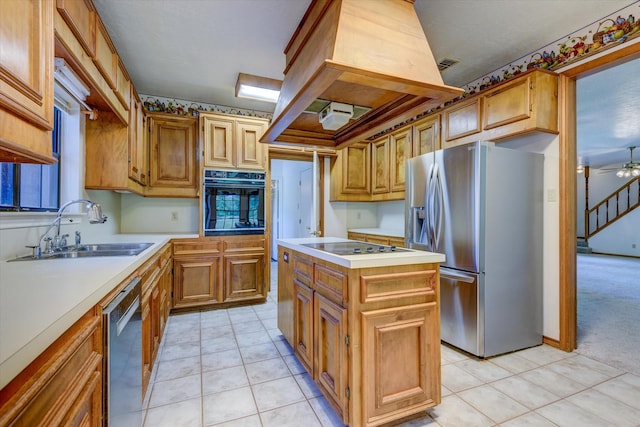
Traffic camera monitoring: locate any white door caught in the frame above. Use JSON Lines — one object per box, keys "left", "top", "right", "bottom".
{"left": 271, "top": 178, "right": 281, "bottom": 260}
{"left": 298, "top": 168, "right": 313, "bottom": 237}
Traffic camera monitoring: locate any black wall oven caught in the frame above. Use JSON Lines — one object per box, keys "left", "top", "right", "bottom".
{"left": 203, "top": 169, "right": 265, "bottom": 236}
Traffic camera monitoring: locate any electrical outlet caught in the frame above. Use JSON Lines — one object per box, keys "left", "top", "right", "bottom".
{"left": 357, "top": 211, "right": 361, "bottom": 220}
{"left": 633, "top": 243, "right": 637, "bottom": 249}
{"left": 171, "top": 211, "right": 178, "bottom": 221}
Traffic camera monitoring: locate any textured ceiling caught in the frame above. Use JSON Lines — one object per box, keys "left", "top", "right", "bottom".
{"left": 92, "top": 0, "right": 640, "bottom": 167}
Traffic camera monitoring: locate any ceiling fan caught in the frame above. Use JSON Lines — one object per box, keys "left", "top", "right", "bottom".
{"left": 599, "top": 146, "right": 640, "bottom": 178}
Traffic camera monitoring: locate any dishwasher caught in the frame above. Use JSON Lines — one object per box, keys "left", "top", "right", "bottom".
{"left": 103, "top": 277, "right": 142, "bottom": 427}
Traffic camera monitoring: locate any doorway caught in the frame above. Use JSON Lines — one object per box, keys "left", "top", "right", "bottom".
{"left": 270, "top": 159, "right": 314, "bottom": 260}
{"left": 558, "top": 43, "right": 640, "bottom": 352}
{"left": 572, "top": 56, "right": 640, "bottom": 373}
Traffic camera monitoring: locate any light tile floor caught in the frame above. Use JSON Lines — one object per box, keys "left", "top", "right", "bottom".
{"left": 143, "top": 272, "right": 640, "bottom": 426}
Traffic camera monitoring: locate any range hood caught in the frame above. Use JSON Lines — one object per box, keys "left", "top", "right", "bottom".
{"left": 260, "top": 0, "right": 464, "bottom": 149}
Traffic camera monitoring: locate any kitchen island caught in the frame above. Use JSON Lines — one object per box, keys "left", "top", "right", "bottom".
{"left": 277, "top": 237, "right": 444, "bottom": 427}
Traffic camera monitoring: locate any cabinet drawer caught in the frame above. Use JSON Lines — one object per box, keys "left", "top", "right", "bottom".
{"left": 314, "top": 263, "right": 348, "bottom": 305}
{"left": 173, "top": 239, "right": 222, "bottom": 256}
{"left": 224, "top": 237, "right": 265, "bottom": 253}
{"left": 293, "top": 255, "right": 313, "bottom": 286}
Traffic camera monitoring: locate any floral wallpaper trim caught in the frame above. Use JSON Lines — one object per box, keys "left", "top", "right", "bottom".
{"left": 369, "top": 1, "right": 640, "bottom": 140}
{"left": 139, "top": 93, "right": 273, "bottom": 120}
{"left": 461, "top": 2, "right": 640, "bottom": 96}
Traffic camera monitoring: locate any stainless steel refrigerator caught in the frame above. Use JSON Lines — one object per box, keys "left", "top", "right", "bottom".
{"left": 406, "top": 141, "right": 544, "bottom": 357}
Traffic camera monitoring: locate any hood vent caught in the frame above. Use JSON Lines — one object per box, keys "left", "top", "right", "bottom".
{"left": 261, "top": 0, "right": 463, "bottom": 149}
{"left": 438, "top": 58, "right": 459, "bottom": 71}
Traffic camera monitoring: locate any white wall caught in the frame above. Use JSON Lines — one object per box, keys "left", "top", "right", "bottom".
{"left": 120, "top": 193, "right": 198, "bottom": 234}
{"left": 577, "top": 169, "right": 640, "bottom": 256}
{"left": 0, "top": 190, "right": 121, "bottom": 261}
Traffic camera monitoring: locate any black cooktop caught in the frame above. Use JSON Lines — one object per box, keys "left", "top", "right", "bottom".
{"left": 301, "top": 240, "right": 409, "bottom": 255}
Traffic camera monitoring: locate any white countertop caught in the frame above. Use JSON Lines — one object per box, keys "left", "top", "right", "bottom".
{"left": 348, "top": 228, "right": 404, "bottom": 238}
{"left": 0, "top": 233, "right": 196, "bottom": 389}
{"left": 277, "top": 237, "right": 444, "bottom": 269}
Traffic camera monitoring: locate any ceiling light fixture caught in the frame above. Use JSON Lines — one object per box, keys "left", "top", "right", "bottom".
{"left": 615, "top": 146, "right": 640, "bottom": 178}
{"left": 235, "top": 73, "right": 282, "bottom": 103}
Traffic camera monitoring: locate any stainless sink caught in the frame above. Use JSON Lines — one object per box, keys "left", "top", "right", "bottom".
{"left": 9, "top": 242, "right": 154, "bottom": 261}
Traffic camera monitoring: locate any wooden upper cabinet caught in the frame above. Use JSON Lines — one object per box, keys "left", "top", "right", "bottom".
{"left": 202, "top": 115, "right": 234, "bottom": 168}
{"left": 371, "top": 138, "right": 389, "bottom": 194}
{"left": 443, "top": 97, "right": 482, "bottom": 147}
{"left": 0, "top": 0, "right": 55, "bottom": 164}
{"left": 412, "top": 115, "right": 440, "bottom": 157}
{"left": 341, "top": 143, "right": 371, "bottom": 195}
{"left": 200, "top": 112, "right": 268, "bottom": 170}
{"left": 389, "top": 127, "right": 411, "bottom": 192}
{"left": 93, "top": 16, "right": 117, "bottom": 89}
{"left": 482, "top": 70, "right": 558, "bottom": 140}
{"left": 115, "top": 58, "right": 131, "bottom": 110}
{"left": 128, "top": 87, "right": 146, "bottom": 186}
{"left": 236, "top": 119, "right": 266, "bottom": 170}
{"left": 55, "top": 0, "right": 95, "bottom": 56}
{"left": 148, "top": 113, "right": 197, "bottom": 190}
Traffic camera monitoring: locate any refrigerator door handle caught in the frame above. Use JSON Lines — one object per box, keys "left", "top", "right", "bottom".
{"left": 433, "top": 163, "right": 444, "bottom": 249}
{"left": 419, "top": 164, "right": 434, "bottom": 247}
{"left": 440, "top": 268, "right": 476, "bottom": 283}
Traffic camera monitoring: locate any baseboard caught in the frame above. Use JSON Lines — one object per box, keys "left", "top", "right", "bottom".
{"left": 591, "top": 251, "right": 640, "bottom": 259}
{"left": 543, "top": 336, "right": 561, "bottom": 349}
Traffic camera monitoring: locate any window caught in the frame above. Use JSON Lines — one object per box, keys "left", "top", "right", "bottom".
{"left": 0, "top": 107, "right": 62, "bottom": 212}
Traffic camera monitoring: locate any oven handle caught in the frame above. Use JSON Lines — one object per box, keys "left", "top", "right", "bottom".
{"left": 204, "top": 181, "right": 265, "bottom": 189}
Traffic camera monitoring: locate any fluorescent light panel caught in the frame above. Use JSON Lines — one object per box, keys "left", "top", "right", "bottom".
{"left": 235, "top": 73, "right": 282, "bottom": 103}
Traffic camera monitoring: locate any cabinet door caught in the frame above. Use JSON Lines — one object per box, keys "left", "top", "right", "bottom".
{"left": 443, "top": 97, "right": 481, "bottom": 147}
{"left": 56, "top": 0, "right": 95, "bottom": 56}
{"left": 128, "top": 89, "right": 147, "bottom": 185}
{"left": 223, "top": 253, "right": 265, "bottom": 301}
{"left": 202, "top": 115, "right": 234, "bottom": 168}
{"left": 314, "top": 293, "right": 348, "bottom": 423}
{"left": 389, "top": 128, "right": 411, "bottom": 192}
{"left": 293, "top": 280, "right": 314, "bottom": 373}
{"left": 413, "top": 115, "right": 440, "bottom": 157}
{"left": 0, "top": 0, "right": 55, "bottom": 163}
{"left": 236, "top": 119, "right": 266, "bottom": 170}
{"left": 149, "top": 115, "right": 197, "bottom": 188}
{"left": 173, "top": 257, "right": 223, "bottom": 308}
{"left": 93, "top": 17, "right": 117, "bottom": 90}
{"left": 361, "top": 303, "right": 440, "bottom": 424}
{"left": 341, "top": 143, "right": 370, "bottom": 194}
{"left": 483, "top": 75, "right": 532, "bottom": 130}
{"left": 371, "top": 137, "right": 389, "bottom": 194}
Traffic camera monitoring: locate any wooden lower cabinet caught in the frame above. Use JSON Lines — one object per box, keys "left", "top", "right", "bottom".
{"left": 314, "top": 293, "right": 349, "bottom": 422}
{"left": 173, "top": 236, "right": 267, "bottom": 310}
{"left": 361, "top": 303, "right": 439, "bottom": 425}
{"left": 224, "top": 253, "right": 265, "bottom": 301}
{"left": 293, "top": 280, "right": 314, "bottom": 373}
{"left": 0, "top": 310, "right": 102, "bottom": 426}
{"left": 279, "top": 247, "right": 440, "bottom": 426}
{"left": 141, "top": 242, "right": 173, "bottom": 396}
{"left": 347, "top": 232, "right": 405, "bottom": 248}
{"left": 174, "top": 256, "right": 223, "bottom": 307}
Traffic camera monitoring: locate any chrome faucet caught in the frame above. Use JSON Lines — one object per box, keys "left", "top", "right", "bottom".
{"left": 31, "top": 199, "right": 108, "bottom": 257}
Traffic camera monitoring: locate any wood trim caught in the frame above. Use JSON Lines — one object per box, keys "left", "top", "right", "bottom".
{"left": 557, "top": 40, "right": 640, "bottom": 353}
{"left": 557, "top": 75, "right": 577, "bottom": 352}
{"left": 543, "top": 335, "right": 560, "bottom": 349}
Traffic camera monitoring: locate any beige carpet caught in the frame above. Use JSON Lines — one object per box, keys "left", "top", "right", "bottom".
{"left": 576, "top": 253, "right": 640, "bottom": 375}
